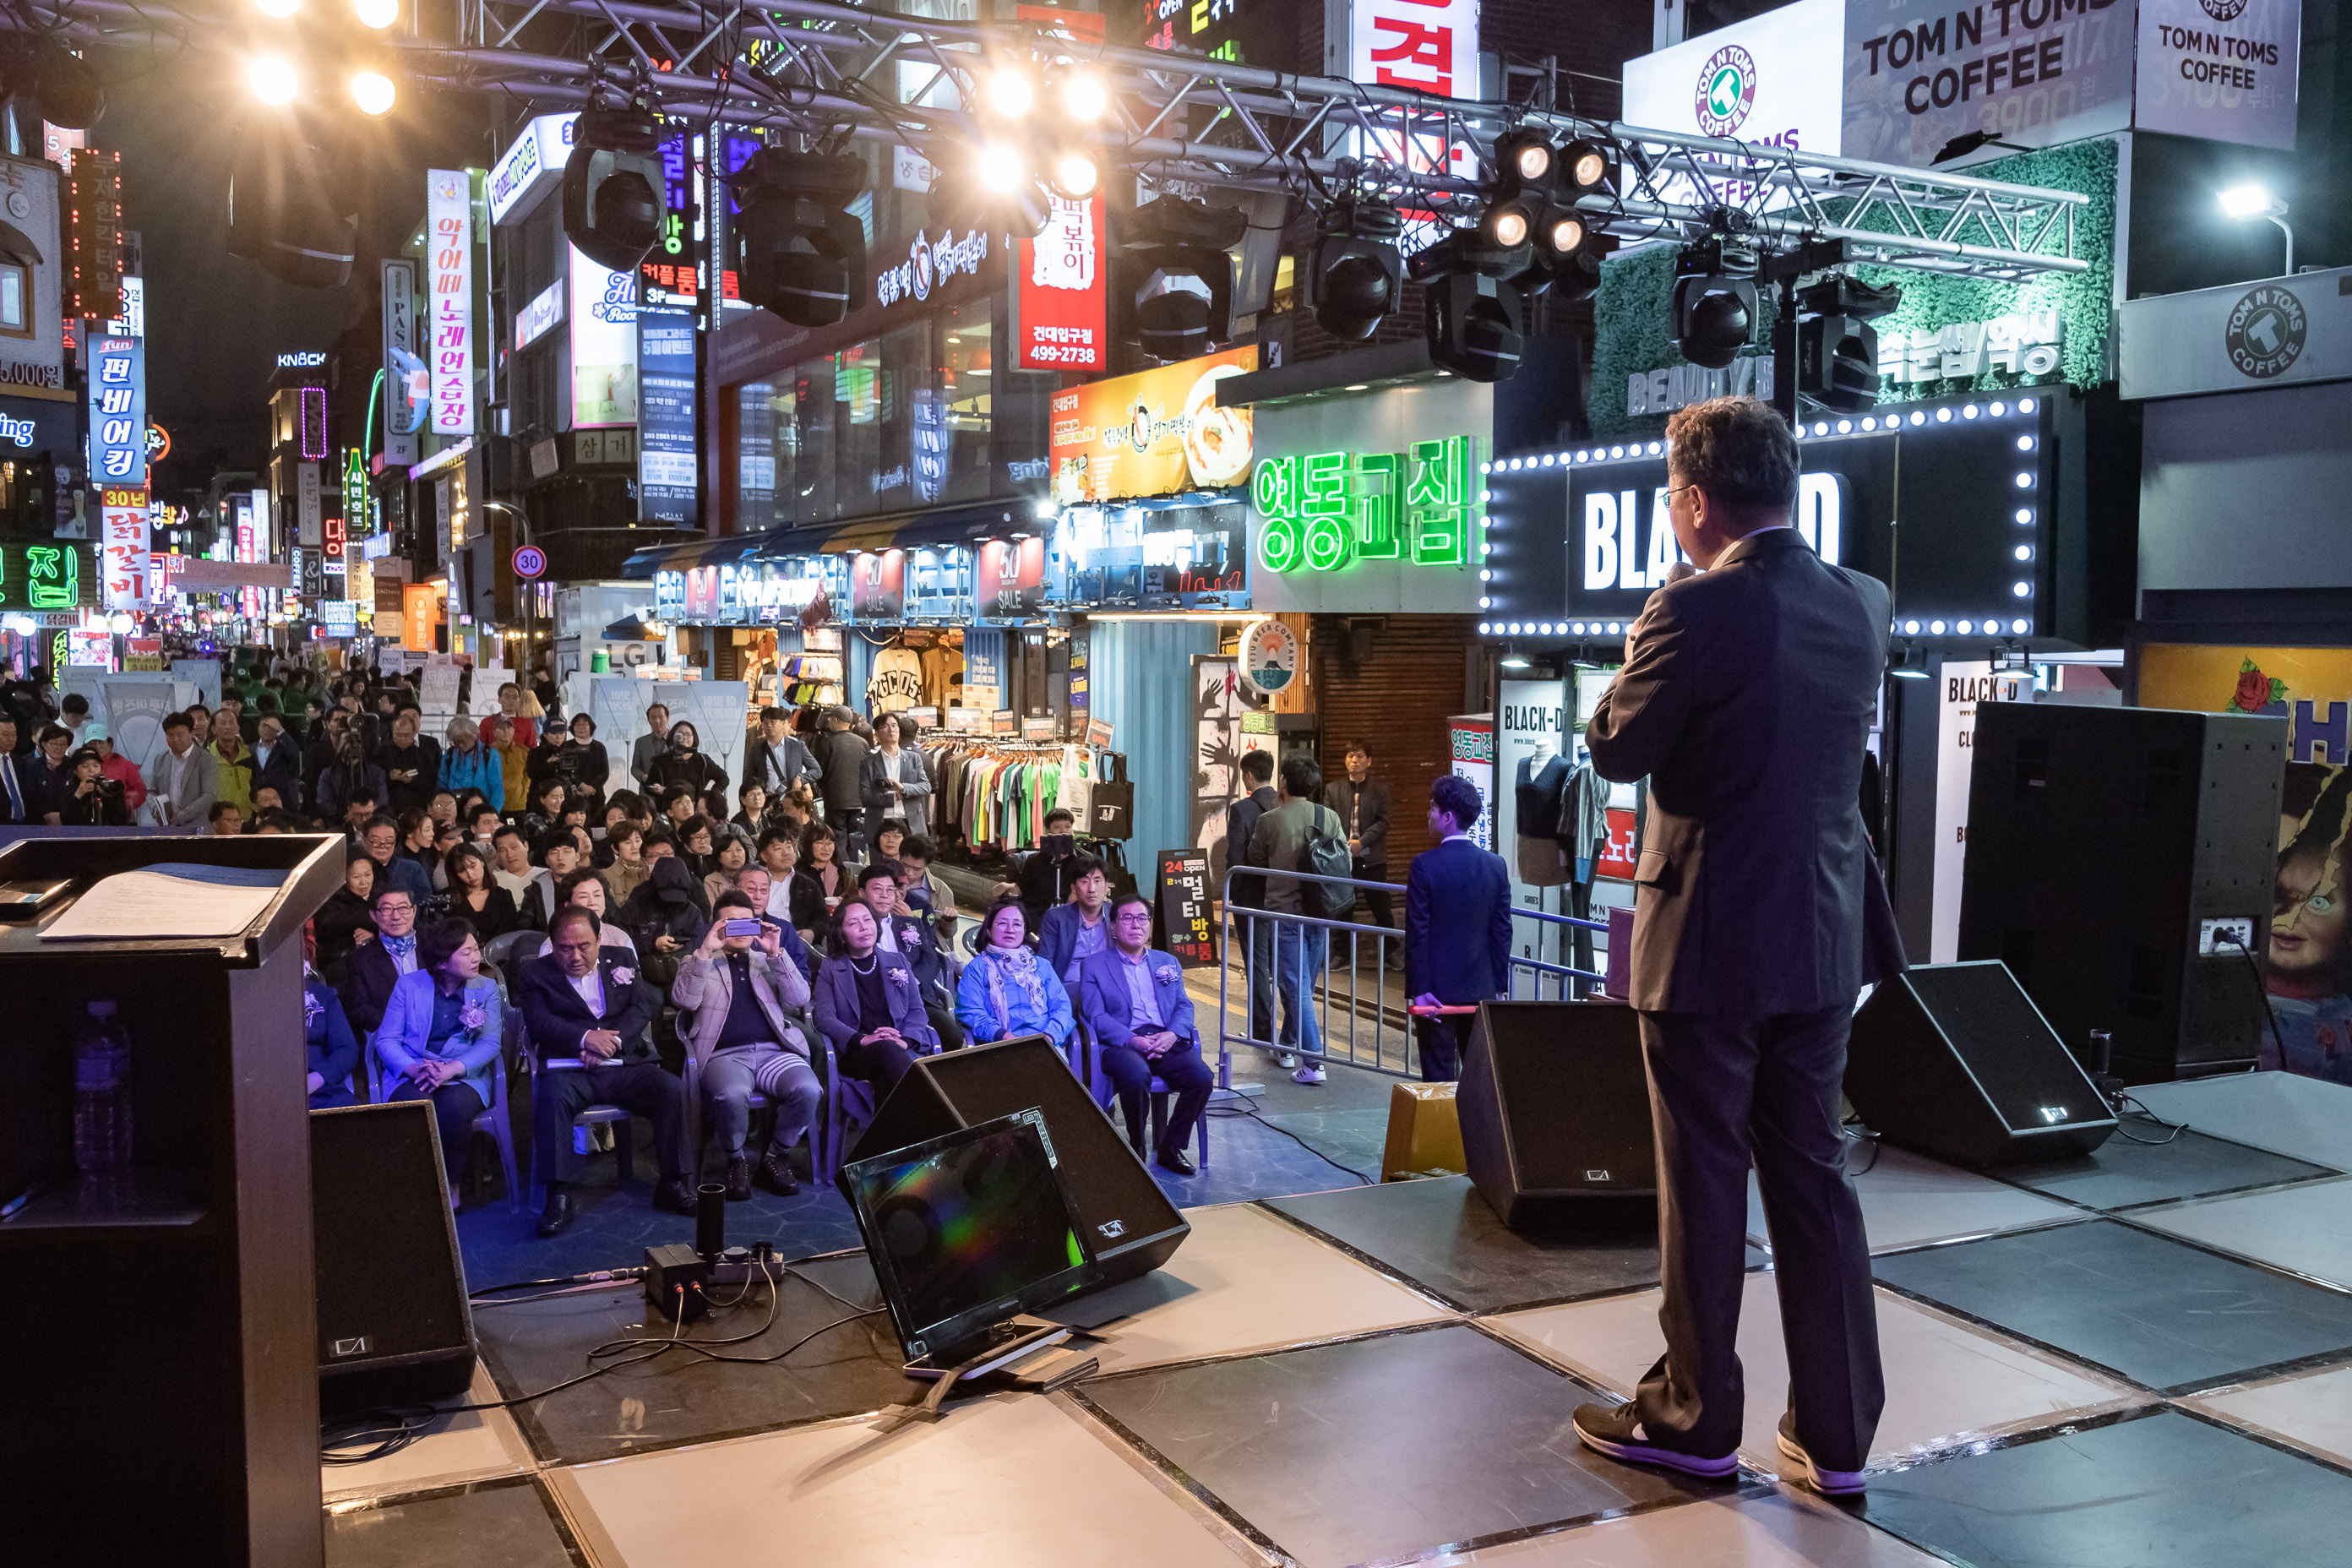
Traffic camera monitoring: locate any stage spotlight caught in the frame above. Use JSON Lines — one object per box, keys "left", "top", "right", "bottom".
{"left": 1559, "top": 137, "right": 1611, "bottom": 192}
{"left": 31, "top": 42, "right": 104, "bottom": 129}
{"left": 1309, "top": 196, "right": 1402, "bottom": 342}
{"left": 1060, "top": 73, "right": 1108, "bottom": 120}
{"left": 979, "top": 145, "right": 1025, "bottom": 192}
{"left": 1425, "top": 267, "right": 1525, "bottom": 384}
{"left": 1494, "top": 129, "right": 1554, "bottom": 187}
{"left": 735, "top": 147, "right": 868, "bottom": 327}
{"left": 1482, "top": 200, "right": 1532, "bottom": 250}
{"left": 248, "top": 54, "right": 300, "bottom": 106}
{"left": 1670, "top": 237, "right": 1757, "bottom": 369}
{"left": 349, "top": 69, "right": 396, "bottom": 116}
{"left": 986, "top": 69, "right": 1034, "bottom": 117}
{"left": 1115, "top": 195, "right": 1244, "bottom": 362}
{"left": 563, "top": 101, "right": 667, "bottom": 273}
{"left": 254, "top": 0, "right": 301, "bottom": 15}
{"left": 1795, "top": 272, "right": 1901, "bottom": 413}
{"left": 352, "top": 0, "right": 399, "bottom": 24}
{"left": 1050, "top": 152, "right": 1098, "bottom": 199}
{"left": 1541, "top": 211, "right": 1584, "bottom": 258}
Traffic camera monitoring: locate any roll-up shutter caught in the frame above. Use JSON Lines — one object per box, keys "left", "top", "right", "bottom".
{"left": 1309, "top": 614, "right": 1478, "bottom": 869}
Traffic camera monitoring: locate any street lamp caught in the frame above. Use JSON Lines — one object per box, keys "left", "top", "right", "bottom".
{"left": 2219, "top": 184, "right": 2295, "bottom": 277}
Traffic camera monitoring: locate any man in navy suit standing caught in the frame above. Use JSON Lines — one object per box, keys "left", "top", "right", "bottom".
{"left": 1404, "top": 773, "right": 1513, "bottom": 1081}
{"left": 1571, "top": 396, "right": 1906, "bottom": 1499}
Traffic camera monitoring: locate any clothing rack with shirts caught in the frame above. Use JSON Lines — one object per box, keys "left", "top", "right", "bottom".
{"left": 922, "top": 740, "right": 1101, "bottom": 855}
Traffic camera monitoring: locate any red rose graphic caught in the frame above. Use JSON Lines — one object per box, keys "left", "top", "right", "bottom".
{"left": 2235, "top": 667, "right": 2269, "bottom": 711}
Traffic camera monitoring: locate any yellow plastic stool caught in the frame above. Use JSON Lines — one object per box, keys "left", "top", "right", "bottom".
{"left": 1381, "top": 1081, "right": 1465, "bottom": 1181}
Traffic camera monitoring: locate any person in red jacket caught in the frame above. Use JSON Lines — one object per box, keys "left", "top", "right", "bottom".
{"left": 83, "top": 724, "right": 148, "bottom": 814}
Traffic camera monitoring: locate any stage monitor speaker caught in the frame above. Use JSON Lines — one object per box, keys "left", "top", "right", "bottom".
{"left": 1959, "top": 702, "right": 2284, "bottom": 1081}
{"left": 846, "top": 1035, "right": 1189, "bottom": 1282}
{"left": 1457, "top": 1001, "right": 1656, "bottom": 1233}
{"left": 1846, "top": 961, "right": 2115, "bottom": 1168}
{"left": 311, "top": 1102, "right": 476, "bottom": 1417}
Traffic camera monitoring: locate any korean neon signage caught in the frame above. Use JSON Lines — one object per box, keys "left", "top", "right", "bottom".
{"left": 0, "top": 542, "right": 90, "bottom": 610}
{"left": 427, "top": 169, "right": 476, "bottom": 437}
{"left": 87, "top": 335, "right": 147, "bottom": 486}
{"left": 1252, "top": 436, "right": 1484, "bottom": 573}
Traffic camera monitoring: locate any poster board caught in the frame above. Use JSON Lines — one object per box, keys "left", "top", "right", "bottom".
{"left": 1157, "top": 847, "right": 1215, "bottom": 967}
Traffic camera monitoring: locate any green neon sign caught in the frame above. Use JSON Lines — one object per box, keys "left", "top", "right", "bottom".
{"left": 24, "top": 545, "right": 78, "bottom": 608}
{"left": 1253, "top": 437, "right": 1484, "bottom": 574}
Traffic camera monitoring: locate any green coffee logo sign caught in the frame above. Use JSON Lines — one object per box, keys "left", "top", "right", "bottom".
{"left": 1695, "top": 44, "right": 1757, "bottom": 138}
{"left": 1252, "top": 437, "right": 1484, "bottom": 574}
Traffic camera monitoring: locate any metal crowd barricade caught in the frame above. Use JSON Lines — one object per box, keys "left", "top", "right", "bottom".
{"left": 1214, "top": 865, "right": 1609, "bottom": 1085}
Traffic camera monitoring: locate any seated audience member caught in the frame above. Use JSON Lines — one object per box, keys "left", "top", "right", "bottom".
{"left": 517, "top": 907, "right": 694, "bottom": 1236}
{"left": 252, "top": 715, "right": 302, "bottom": 808}
{"left": 701, "top": 830, "right": 750, "bottom": 910}
{"left": 398, "top": 808, "right": 439, "bottom": 872}
{"left": 83, "top": 725, "right": 147, "bottom": 814}
{"left": 427, "top": 788, "right": 460, "bottom": 831}
{"left": 314, "top": 852, "right": 378, "bottom": 977}
{"left": 801, "top": 820, "right": 849, "bottom": 914}
{"left": 756, "top": 827, "right": 827, "bottom": 939}
{"left": 1075, "top": 896, "right": 1214, "bottom": 1174}
{"left": 672, "top": 893, "right": 823, "bottom": 1199}
{"left": 896, "top": 836, "right": 958, "bottom": 943}
{"left": 252, "top": 809, "right": 297, "bottom": 834}
{"left": 208, "top": 800, "right": 244, "bottom": 836}
{"left": 731, "top": 780, "right": 769, "bottom": 841}
{"left": 338, "top": 882, "right": 420, "bottom": 1038}
{"left": 604, "top": 820, "right": 651, "bottom": 903}
{"left": 1039, "top": 854, "right": 1113, "bottom": 983}
{"left": 374, "top": 919, "right": 504, "bottom": 1206}
{"left": 444, "top": 842, "right": 520, "bottom": 939}
{"left": 517, "top": 776, "right": 568, "bottom": 845}
{"left": 532, "top": 869, "right": 639, "bottom": 958}
{"left": 659, "top": 786, "right": 699, "bottom": 835}
{"left": 1016, "top": 809, "right": 1082, "bottom": 928}
{"left": 857, "top": 860, "right": 963, "bottom": 1049}
{"left": 678, "top": 814, "right": 721, "bottom": 881}
{"left": 305, "top": 966, "right": 361, "bottom": 1108}
{"left": 57, "top": 747, "right": 133, "bottom": 826}
{"left": 732, "top": 864, "right": 814, "bottom": 982}
{"left": 361, "top": 813, "right": 434, "bottom": 906}
{"left": 812, "top": 899, "right": 939, "bottom": 1098}
{"left": 490, "top": 826, "right": 551, "bottom": 926}
{"left": 468, "top": 803, "right": 503, "bottom": 848}
{"left": 869, "top": 819, "right": 907, "bottom": 869}
{"left": 618, "top": 853, "right": 709, "bottom": 988}
{"left": 530, "top": 831, "right": 585, "bottom": 926}
{"left": 955, "top": 899, "right": 1075, "bottom": 1049}
{"left": 316, "top": 736, "right": 387, "bottom": 828}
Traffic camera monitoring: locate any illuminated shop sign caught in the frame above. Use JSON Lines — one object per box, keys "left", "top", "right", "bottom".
{"left": 0, "top": 540, "right": 95, "bottom": 610}
{"left": 1048, "top": 501, "right": 1248, "bottom": 609}
{"left": 874, "top": 228, "right": 992, "bottom": 309}
{"left": 1478, "top": 394, "right": 2052, "bottom": 636}
{"left": 1250, "top": 436, "right": 1484, "bottom": 574}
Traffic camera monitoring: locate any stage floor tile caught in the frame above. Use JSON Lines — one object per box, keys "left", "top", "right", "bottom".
{"left": 1446, "top": 1490, "right": 1947, "bottom": 1566}
{"left": 1855, "top": 1408, "right": 2352, "bottom": 1568}
{"left": 1746, "top": 1145, "right": 2082, "bottom": 1255}
{"left": 1076, "top": 1322, "right": 1718, "bottom": 1568}
{"left": 2182, "top": 1362, "right": 2352, "bottom": 1469}
{"left": 548, "top": 1391, "right": 1258, "bottom": 1568}
{"left": 2126, "top": 1071, "right": 2352, "bottom": 1173}
{"left": 323, "top": 1363, "right": 537, "bottom": 1504}
{"left": 473, "top": 1252, "right": 911, "bottom": 1465}
{"left": 1488, "top": 1273, "right": 2137, "bottom": 1470}
{"left": 1990, "top": 1126, "right": 2336, "bottom": 1212}
{"left": 1870, "top": 1220, "right": 2352, "bottom": 1393}
{"left": 2130, "top": 1177, "right": 2352, "bottom": 1290}
{"left": 1265, "top": 1175, "right": 1673, "bottom": 1314}
{"left": 326, "top": 1476, "right": 585, "bottom": 1567}
{"left": 1036, "top": 1200, "right": 1452, "bottom": 1372}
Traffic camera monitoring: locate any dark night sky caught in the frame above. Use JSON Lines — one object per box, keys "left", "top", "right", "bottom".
{"left": 103, "top": 63, "right": 494, "bottom": 487}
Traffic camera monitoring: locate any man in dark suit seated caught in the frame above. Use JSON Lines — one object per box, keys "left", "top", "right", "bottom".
{"left": 516, "top": 906, "right": 695, "bottom": 1237}
{"left": 1571, "top": 395, "right": 1906, "bottom": 1498}
{"left": 1403, "top": 773, "right": 1514, "bottom": 1082}
{"left": 336, "top": 882, "right": 421, "bottom": 1040}
{"left": 1074, "top": 895, "right": 1213, "bottom": 1176}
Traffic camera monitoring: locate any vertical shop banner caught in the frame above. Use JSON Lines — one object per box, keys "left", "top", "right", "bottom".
{"left": 1018, "top": 194, "right": 1106, "bottom": 372}
{"left": 1498, "top": 678, "right": 1571, "bottom": 966}
{"left": 86, "top": 334, "right": 145, "bottom": 486}
{"left": 1449, "top": 716, "right": 1496, "bottom": 852}
{"left": 297, "top": 460, "right": 323, "bottom": 548}
{"left": 1342, "top": 0, "right": 1478, "bottom": 177}
{"left": 569, "top": 244, "right": 639, "bottom": 427}
{"left": 1931, "top": 661, "right": 2030, "bottom": 962}
{"left": 99, "top": 486, "right": 147, "bottom": 609}
{"left": 637, "top": 303, "right": 698, "bottom": 523}
{"left": 402, "top": 582, "right": 439, "bottom": 651}
{"left": 2133, "top": 0, "right": 2300, "bottom": 150}
{"left": 1841, "top": 0, "right": 2137, "bottom": 166}
{"left": 381, "top": 259, "right": 423, "bottom": 465}
{"left": 426, "top": 170, "right": 475, "bottom": 436}
{"left": 1158, "top": 848, "right": 1216, "bottom": 966}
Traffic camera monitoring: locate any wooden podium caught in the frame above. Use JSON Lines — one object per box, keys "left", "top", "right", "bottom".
{"left": 0, "top": 832, "right": 345, "bottom": 1565}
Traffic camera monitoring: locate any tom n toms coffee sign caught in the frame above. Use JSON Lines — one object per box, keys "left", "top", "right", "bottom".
{"left": 2134, "top": 0, "right": 2300, "bottom": 150}
{"left": 1622, "top": 0, "right": 1844, "bottom": 209}
{"left": 1841, "top": 0, "right": 2141, "bottom": 166}
{"left": 2117, "top": 266, "right": 2349, "bottom": 400}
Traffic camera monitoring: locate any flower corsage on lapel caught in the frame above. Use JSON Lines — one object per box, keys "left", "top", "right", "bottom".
{"left": 610, "top": 965, "right": 637, "bottom": 989}
{"left": 458, "top": 990, "right": 491, "bottom": 1039}
{"left": 302, "top": 988, "right": 324, "bottom": 1028}
{"left": 886, "top": 966, "right": 914, "bottom": 993}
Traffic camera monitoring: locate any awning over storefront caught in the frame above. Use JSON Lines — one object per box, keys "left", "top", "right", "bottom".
{"left": 803, "top": 499, "right": 1048, "bottom": 558}
{"left": 618, "top": 531, "right": 765, "bottom": 580}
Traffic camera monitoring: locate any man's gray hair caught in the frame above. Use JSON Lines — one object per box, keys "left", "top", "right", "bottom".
{"left": 1664, "top": 395, "right": 1799, "bottom": 512}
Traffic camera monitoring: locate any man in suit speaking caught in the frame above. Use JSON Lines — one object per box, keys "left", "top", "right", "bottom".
{"left": 1403, "top": 773, "right": 1512, "bottom": 1081}
{"left": 1572, "top": 397, "right": 1907, "bottom": 1497}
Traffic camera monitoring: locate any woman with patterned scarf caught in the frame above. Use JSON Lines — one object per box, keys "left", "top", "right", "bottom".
{"left": 955, "top": 897, "right": 1075, "bottom": 1054}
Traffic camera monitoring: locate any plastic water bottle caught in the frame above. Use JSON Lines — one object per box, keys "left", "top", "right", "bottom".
{"left": 73, "top": 1000, "right": 133, "bottom": 1173}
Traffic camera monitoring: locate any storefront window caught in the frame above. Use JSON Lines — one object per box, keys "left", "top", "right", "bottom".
{"left": 835, "top": 337, "right": 885, "bottom": 516}
{"left": 783, "top": 356, "right": 836, "bottom": 525}
{"left": 940, "top": 302, "right": 992, "bottom": 504}
{"left": 737, "top": 381, "right": 777, "bottom": 527}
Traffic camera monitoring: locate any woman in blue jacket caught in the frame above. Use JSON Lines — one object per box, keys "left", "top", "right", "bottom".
{"left": 305, "top": 967, "right": 360, "bottom": 1108}
{"left": 374, "top": 917, "right": 504, "bottom": 1203}
{"left": 956, "top": 898, "right": 1075, "bottom": 1052}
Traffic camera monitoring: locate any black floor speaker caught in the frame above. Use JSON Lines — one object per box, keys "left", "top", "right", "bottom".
{"left": 1457, "top": 1001, "right": 1657, "bottom": 1233}
{"left": 846, "top": 1035, "right": 1190, "bottom": 1283}
{"left": 1959, "top": 703, "right": 2284, "bottom": 1081}
{"left": 1846, "top": 961, "right": 2116, "bottom": 1168}
{"left": 311, "top": 1102, "right": 476, "bottom": 1417}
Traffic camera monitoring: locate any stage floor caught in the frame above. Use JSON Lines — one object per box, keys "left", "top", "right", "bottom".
{"left": 324, "top": 1072, "right": 2352, "bottom": 1567}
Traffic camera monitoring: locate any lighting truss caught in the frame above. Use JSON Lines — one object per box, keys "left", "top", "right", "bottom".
{"left": 3, "top": 0, "right": 2086, "bottom": 281}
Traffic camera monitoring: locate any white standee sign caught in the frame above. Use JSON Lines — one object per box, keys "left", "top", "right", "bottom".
{"left": 2134, "top": 0, "right": 2300, "bottom": 150}
{"left": 1931, "top": 661, "right": 2030, "bottom": 962}
{"left": 427, "top": 169, "right": 475, "bottom": 438}
{"left": 1622, "top": 0, "right": 1847, "bottom": 208}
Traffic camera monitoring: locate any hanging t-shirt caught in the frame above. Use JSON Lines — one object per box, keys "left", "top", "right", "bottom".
{"left": 867, "top": 647, "right": 924, "bottom": 714}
